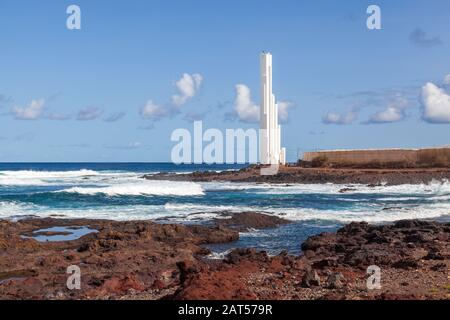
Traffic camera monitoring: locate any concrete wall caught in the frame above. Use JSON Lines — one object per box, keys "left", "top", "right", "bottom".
{"left": 303, "top": 148, "right": 450, "bottom": 167}
{"left": 417, "top": 148, "right": 450, "bottom": 166}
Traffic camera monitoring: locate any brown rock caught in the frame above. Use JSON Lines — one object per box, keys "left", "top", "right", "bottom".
{"left": 301, "top": 269, "right": 321, "bottom": 288}
{"left": 214, "top": 211, "right": 290, "bottom": 232}
{"left": 325, "top": 272, "right": 345, "bottom": 289}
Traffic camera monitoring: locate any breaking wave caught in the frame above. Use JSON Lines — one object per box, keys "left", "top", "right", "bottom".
{"left": 203, "top": 180, "right": 450, "bottom": 196}
{"left": 58, "top": 181, "right": 204, "bottom": 196}
{"left": 162, "top": 202, "right": 450, "bottom": 223}
{"left": 0, "top": 167, "right": 449, "bottom": 225}
{"left": 0, "top": 169, "right": 100, "bottom": 186}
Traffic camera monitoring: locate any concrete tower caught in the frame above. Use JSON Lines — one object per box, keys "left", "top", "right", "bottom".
{"left": 260, "top": 52, "right": 286, "bottom": 165}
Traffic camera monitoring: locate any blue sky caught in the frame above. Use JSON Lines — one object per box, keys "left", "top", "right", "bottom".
{"left": 0, "top": 0, "right": 449, "bottom": 162}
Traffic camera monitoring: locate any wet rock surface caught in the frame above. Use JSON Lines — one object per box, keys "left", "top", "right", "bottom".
{"left": 0, "top": 216, "right": 448, "bottom": 300}
{"left": 213, "top": 211, "right": 290, "bottom": 232}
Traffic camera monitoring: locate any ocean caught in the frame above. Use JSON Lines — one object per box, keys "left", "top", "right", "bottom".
{"left": 1, "top": 163, "right": 449, "bottom": 255}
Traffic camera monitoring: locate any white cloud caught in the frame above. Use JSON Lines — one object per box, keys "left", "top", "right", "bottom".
{"left": 367, "top": 95, "right": 409, "bottom": 123}
{"left": 443, "top": 74, "right": 450, "bottom": 86}
{"left": 278, "top": 101, "right": 294, "bottom": 123}
{"left": 232, "top": 85, "right": 293, "bottom": 123}
{"left": 421, "top": 82, "right": 450, "bottom": 123}
{"left": 234, "top": 84, "right": 259, "bottom": 123}
{"left": 76, "top": 107, "right": 103, "bottom": 121}
{"left": 140, "top": 73, "right": 203, "bottom": 121}
{"left": 140, "top": 100, "right": 167, "bottom": 120}
{"left": 12, "top": 99, "right": 45, "bottom": 120}
{"left": 369, "top": 107, "right": 403, "bottom": 123}
{"left": 322, "top": 110, "right": 356, "bottom": 125}
{"left": 171, "top": 73, "right": 203, "bottom": 107}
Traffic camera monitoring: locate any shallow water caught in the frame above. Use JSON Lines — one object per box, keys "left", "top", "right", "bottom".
{"left": 21, "top": 226, "right": 98, "bottom": 242}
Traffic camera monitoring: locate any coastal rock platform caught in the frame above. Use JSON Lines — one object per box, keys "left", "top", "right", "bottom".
{"left": 143, "top": 165, "right": 450, "bottom": 185}
{"left": 0, "top": 214, "right": 448, "bottom": 300}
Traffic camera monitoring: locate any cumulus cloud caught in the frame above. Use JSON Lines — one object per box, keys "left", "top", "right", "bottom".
{"left": 421, "top": 82, "right": 450, "bottom": 123}
{"left": 233, "top": 84, "right": 259, "bottom": 123}
{"left": 104, "top": 112, "right": 126, "bottom": 122}
{"left": 369, "top": 107, "right": 403, "bottom": 123}
{"left": 171, "top": 73, "right": 203, "bottom": 107}
{"left": 322, "top": 110, "right": 357, "bottom": 125}
{"left": 367, "top": 95, "right": 409, "bottom": 124}
{"left": 140, "top": 100, "right": 167, "bottom": 120}
{"left": 231, "top": 85, "right": 293, "bottom": 123}
{"left": 409, "top": 28, "right": 442, "bottom": 47}
{"left": 443, "top": 74, "right": 450, "bottom": 86}
{"left": 76, "top": 107, "right": 103, "bottom": 121}
{"left": 278, "top": 101, "right": 294, "bottom": 123}
{"left": 140, "top": 73, "right": 203, "bottom": 122}
{"left": 12, "top": 99, "right": 45, "bottom": 120}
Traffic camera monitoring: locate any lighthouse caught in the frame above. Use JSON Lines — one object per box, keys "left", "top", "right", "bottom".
{"left": 259, "top": 52, "right": 286, "bottom": 165}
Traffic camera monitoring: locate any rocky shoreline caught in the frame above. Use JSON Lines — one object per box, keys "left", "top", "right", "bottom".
{"left": 143, "top": 165, "right": 450, "bottom": 185}
{"left": 0, "top": 213, "right": 448, "bottom": 300}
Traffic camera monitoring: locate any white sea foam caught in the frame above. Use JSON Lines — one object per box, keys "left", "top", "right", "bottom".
{"left": 1, "top": 198, "right": 448, "bottom": 223}
{"left": 0, "top": 169, "right": 99, "bottom": 178}
{"left": 275, "top": 204, "right": 450, "bottom": 223}
{"left": 0, "top": 169, "right": 100, "bottom": 186}
{"left": 163, "top": 201, "right": 450, "bottom": 223}
{"left": 0, "top": 201, "right": 230, "bottom": 222}
{"left": 1, "top": 172, "right": 449, "bottom": 224}
{"left": 0, "top": 201, "right": 40, "bottom": 219}
{"left": 0, "top": 201, "right": 162, "bottom": 220}
{"left": 206, "top": 249, "right": 233, "bottom": 260}
{"left": 202, "top": 180, "right": 450, "bottom": 196}
{"left": 163, "top": 203, "right": 259, "bottom": 215}
{"left": 58, "top": 180, "right": 204, "bottom": 196}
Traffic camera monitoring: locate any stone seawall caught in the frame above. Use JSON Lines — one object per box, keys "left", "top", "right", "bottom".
{"left": 303, "top": 147, "right": 450, "bottom": 167}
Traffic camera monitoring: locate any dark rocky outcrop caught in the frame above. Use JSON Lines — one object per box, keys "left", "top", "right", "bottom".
{"left": 213, "top": 211, "right": 290, "bottom": 232}
{"left": 143, "top": 165, "right": 450, "bottom": 185}
{"left": 0, "top": 217, "right": 448, "bottom": 300}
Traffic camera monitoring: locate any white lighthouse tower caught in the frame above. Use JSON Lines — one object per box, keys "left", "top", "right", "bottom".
{"left": 259, "top": 52, "right": 286, "bottom": 165}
